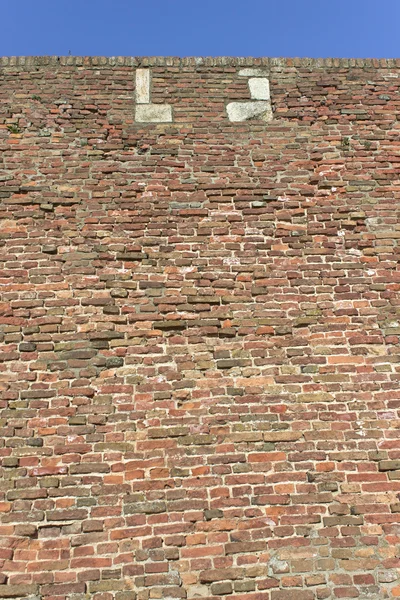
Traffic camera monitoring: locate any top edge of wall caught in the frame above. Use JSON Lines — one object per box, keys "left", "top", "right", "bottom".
{"left": 1, "top": 56, "right": 399, "bottom": 68}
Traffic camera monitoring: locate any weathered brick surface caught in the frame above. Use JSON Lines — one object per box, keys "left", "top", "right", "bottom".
{"left": 1, "top": 55, "right": 400, "bottom": 599}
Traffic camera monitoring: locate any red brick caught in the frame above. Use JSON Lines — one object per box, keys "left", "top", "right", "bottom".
{"left": 0, "top": 54, "right": 399, "bottom": 600}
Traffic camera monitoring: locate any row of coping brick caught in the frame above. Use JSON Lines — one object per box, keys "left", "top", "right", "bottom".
{"left": 1, "top": 56, "right": 400, "bottom": 68}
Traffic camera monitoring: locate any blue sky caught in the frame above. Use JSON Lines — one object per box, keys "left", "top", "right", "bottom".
{"left": 1, "top": 0, "right": 399, "bottom": 58}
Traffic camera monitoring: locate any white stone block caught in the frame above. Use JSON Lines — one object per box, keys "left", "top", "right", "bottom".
{"left": 136, "top": 68, "right": 150, "bottom": 104}
{"left": 238, "top": 68, "right": 269, "bottom": 77}
{"left": 135, "top": 103, "right": 173, "bottom": 123}
{"left": 226, "top": 101, "right": 272, "bottom": 122}
{"left": 248, "top": 78, "right": 270, "bottom": 100}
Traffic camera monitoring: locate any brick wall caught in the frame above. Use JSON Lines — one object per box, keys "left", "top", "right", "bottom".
{"left": 1, "top": 56, "right": 400, "bottom": 600}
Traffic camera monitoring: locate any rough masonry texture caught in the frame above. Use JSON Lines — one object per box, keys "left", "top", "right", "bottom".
{"left": 1, "top": 55, "right": 400, "bottom": 600}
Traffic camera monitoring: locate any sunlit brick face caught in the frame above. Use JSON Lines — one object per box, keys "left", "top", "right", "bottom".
{"left": 1, "top": 55, "right": 400, "bottom": 600}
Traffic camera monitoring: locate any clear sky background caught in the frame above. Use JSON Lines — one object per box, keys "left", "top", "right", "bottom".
{"left": 1, "top": 0, "right": 399, "bottom": 58}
